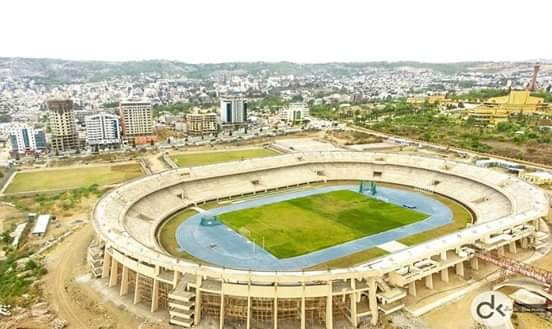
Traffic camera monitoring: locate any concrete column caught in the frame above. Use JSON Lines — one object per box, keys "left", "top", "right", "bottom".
{"left": 133, "top": 274, "right": 141, "bottom": 304}
{"left": 195, "top": 275, "right": 202, "bottom": 324}
{"left": 350, "top": 279, "right": 357, "bottom": 328}
{"left": 120, "top": 265, "right": 129, "bottom": 296}
{"left": 408, "top": 281, "right": 417, "bottom": 296}
{"left": 301, "top": 282, "right": 306, "bottom": 329}
{"left": 172, "top": 270, "right": 180, "bottom": 289}
{"left": 509, "top": 241, "right": 517, "bottom": 254}
{"left": 326, "top": 282, "right": 333, "bottom": 329}
{"left": 521, "top": 237, "right": 528, "bottom": 249}
{"left": 108, "top": 257, "right": 118, "bottom": 288}
{"left": 440, "top": 268, "right": 449, "bottom": 283}
{"left": 219, "top": 293, "right": 224, "bottom": 329}
{"left": 497, "top": 246, "right": 505, "bottom": 257}
{"left": 274, "top": 281, "right": 279, "bottom": 329}
{"left": 455, "top": 261, "right": 465, "bottom": 278}
{"left": 247, "top": 295, "right": 251, "bottom": 329}
{"left": 369, "top": 278, "right": 378, "bottom": 325}
{"left": 101, "top": 252, "right": 111, "bottom": 279}
{"left": 470, "top": 257, "right": 479, "bottom": 271}
{"left": 274, "top": 296, "right": 278, "bottom": 329}
{"left": 425, "top": 274, "right": 434, "bottom": 290}
{"left": 151, "top": 279, "right": 159, "bottom": 312}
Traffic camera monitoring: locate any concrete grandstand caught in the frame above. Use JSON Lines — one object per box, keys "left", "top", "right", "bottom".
{"left": 88, "top": 151, "right": 550, "bottom": 329}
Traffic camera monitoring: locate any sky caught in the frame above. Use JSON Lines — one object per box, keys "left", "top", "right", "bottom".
{"left": 2, "top": 0, "right": 551, "bottom": 63}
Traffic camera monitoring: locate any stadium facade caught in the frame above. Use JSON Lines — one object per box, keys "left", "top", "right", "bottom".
{"left": 88, "top": 151, "right": 550, "bottom": 328}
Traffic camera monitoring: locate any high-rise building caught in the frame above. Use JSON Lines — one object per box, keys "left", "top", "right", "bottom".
{"left": 47, "top": 99, "right": 79, "bottom": 152}
{"left": 119, "top": 100, "right": 155, "bottom": 144}
{"left": 280, "top": 102, "right": 308, "bottom": 123}
{"left": 7, "top": 123, "right": 47, "bottom": 155}
{"left": 85, "top": 113, "right": 121, "bottom": 149}
{"left": 220, "top": 96, "right": 247, "bottom": 128}
{"left": 186, "top": 110, "right": 218, "bottom": 136}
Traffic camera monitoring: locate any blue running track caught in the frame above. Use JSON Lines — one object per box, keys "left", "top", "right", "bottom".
{"left": 175, "top": 185, "right": 452, "bottom": 271}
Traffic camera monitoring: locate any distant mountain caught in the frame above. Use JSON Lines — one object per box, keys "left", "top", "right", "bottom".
{"left": 0, "top": 57, "right": 490, "bottom": 84}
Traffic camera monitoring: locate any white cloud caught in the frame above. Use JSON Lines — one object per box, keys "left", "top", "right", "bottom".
{"left": 2, "top": 0, "right": 551, "bottom": 63}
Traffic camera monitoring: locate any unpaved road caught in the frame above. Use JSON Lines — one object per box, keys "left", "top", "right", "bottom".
{"left": 43, "top": 223, "right": 144, "bottom": 329}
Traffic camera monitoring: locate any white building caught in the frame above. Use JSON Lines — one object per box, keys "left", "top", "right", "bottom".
{"left": 119, "top": 100, "right": 154, "bottom": 144}
{"left": 85, "top": 113, "right": 121, "bottom": 148}
{"left": 280, "top": 102, "right": 309, "bottom": 123}
{"left": 31, "top": 214, "right": 51, "bottom": 237}
{"left": 6, "top": 123, "right": 47, "bottom": 155}
{"left": 186, "top": 110, "right": 218, "bottom": 136}
{"left": 220, "top": 97, "right": 247, "bottom": 127}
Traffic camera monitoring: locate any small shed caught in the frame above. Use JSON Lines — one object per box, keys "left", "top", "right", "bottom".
{"left": 31, "top": 215, "right": 51, "bottom": 237}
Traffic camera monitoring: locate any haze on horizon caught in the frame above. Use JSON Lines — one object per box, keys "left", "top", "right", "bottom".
{"left": 2, "top": 0, "right": 551, "bottom": 64}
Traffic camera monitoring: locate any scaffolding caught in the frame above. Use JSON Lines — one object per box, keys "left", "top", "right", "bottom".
{"left": 201, "top": 293, "right": 222, "bottom": 318}
{"left": 333, "top": 295, "right": 352, "bottom": 324}
{"left": 476, "top": 250, "right": 552, "bottom": 299}
{"left": 251, "top": 297, "right": 274, "bottom": 329}
{"left": 277, "top": 298, "right": 302, "bottom": 328}
{"left": 305, "top": 297, "right": 326, "bottom": 328}
{"left": 137, "top": 274, "right": 154, "bottom": 305}
{"left": 159, "top": 281, "right": 171, "bottom": 310}
{"left": 277, "top": 299, "right": 301, "bottom": 320}
{"left": 127, "top": 269, "right": 136, "bottom": 296}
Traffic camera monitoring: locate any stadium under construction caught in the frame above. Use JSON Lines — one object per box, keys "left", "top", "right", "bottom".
{"left": 88, "top": 151, "right": 550, "bottom": 328}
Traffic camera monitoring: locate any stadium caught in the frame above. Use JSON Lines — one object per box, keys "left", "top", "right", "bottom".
{"left": 88, "top": 151, "right": 550, "bottom": 329}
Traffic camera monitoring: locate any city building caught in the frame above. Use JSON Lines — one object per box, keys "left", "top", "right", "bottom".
{"left": 407, "top": 95, "right": 452, "bottom": 105}
{"left": 85, "top": 113, "right": 121, "bottom": 149}
{"left": 280, "top": 102, "right": 308, "bottom": 123}
{"left": 47, "top": 99, "right": 79, "bottom": 152}
{"left": 486, "top": 90, "right": 548, "bottom": 114}
{"left": 119, "top": 100, "right": 155, "bottom": 145}
{"left": 186, "top": 109, "right": 218, "bottom": 136}
{"left": 6, "top": 123, "right": 47, "bottom": 155}
{"left": 467, "top": 106, "right": 509, "bottom": 126}
{"left": 220, "top": 96, "right": 247, "bottom": 128}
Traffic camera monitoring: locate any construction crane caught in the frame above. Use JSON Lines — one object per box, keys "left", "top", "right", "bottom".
{"left": 527, "top": 63, "right": 541, "bottom": 92}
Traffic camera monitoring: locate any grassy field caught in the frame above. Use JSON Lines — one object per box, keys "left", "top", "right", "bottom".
{"left": 170, "top": 148, "right": 279, "bottom": 167}
{"left": 158, "top": 209, "right": 204, "bottom": 261}
{"left": 307, "top": 247, "right": 388, "bottom": 270}
{"left": 307, "top": 190, "right": 473, "bottom": 269}
{"left": 5, "top": 163, "right": 143, "bottom": 194}
{"left": 218, "top": 190, "right": 427, "bottom": 258}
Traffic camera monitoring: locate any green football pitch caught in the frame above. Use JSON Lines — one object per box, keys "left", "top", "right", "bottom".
{"left": 4, "top": 163, "right": 143, "bottom": 194}
{"left": 170, "top": 148, "right": 279, "bottom": 167}
{"left": 218, "top": 190, "right": 427, "bottom": 258}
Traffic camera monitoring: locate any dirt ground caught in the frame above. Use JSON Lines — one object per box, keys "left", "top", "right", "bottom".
{"left": 484, "top": 140, "right": 552, "bottom": 166}
{"left": 42, "top": 223, "right": 151, "bottom": 329}
{"left": 0, "top": 202, "right": 25, "bottom": 233}
{"left": 422, "top": 247, "right": 552, "bottom": 329}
